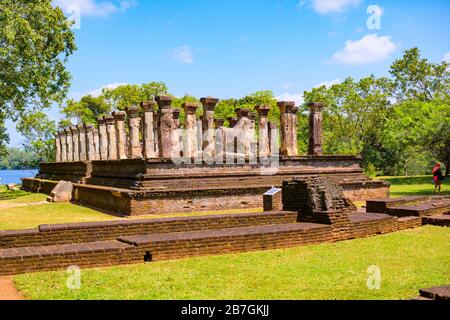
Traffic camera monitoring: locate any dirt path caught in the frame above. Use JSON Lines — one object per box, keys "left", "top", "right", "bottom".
{"left": 0, "top": 201, "right": 47, "bottom": 210}
{"left": 0, "top": 277, "right": 25, "bottom": 300}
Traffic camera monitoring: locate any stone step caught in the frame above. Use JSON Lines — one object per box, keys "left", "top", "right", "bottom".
{"left": 118, "top": 223, "right": 333, "bottom": 261}
{"left": 419, "top": 285, "right": 450, "bottom": 300}
{"left": 387, "top": 200, "right": 450, "bottom": 217}
{"left": 422, "top": 215, "right": 450, "bottom": 227}
{"left": 0, "top": 222, "right": 333, "bottom": 276}
{"left": 0, "top": 211, "right": 299, "bottom": 249}
{"left": 0, "top": 240, "right": 141, "bottom": 276}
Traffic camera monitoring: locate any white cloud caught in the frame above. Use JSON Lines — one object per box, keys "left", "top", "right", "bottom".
{"left": 87, "top": 82, "right": 128, "bottom": 97}
{"left": 315, "top": 79, "right": 341, "bottom": 88}
{"left": 172, "top": 46, "right": 194, "bottom": 64}
{"left": 443, "top": 52, "right": 450, "bottom": 63}
{"left": 331, "top": 34, "right": 397, "bottom": 65}
{"left": 53, "top": 0, "right": 136, "bottom": 17}
{"left": 301, "top": 0, "right": 361, "bottom": 14}
{"left": 276, "top": 93, "right": 304, "bottom": 106}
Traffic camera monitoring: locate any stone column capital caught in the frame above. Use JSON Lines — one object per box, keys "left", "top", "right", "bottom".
{"left": 71, "top": 126, "right": 79, "bottom": 134}
{"left": 140, "top": 101, "right": 157, "bottom": 112}
{"left": 200, "top": 97, "right": 219, "bottom": 111}
{"left": 183, "top": 102, "right": 199, "bottom": 114}
{"left": 256, "top": 105, "right": 271, "bottom": 117}
{"left": 97, "top": 116, "right": 106, "bottom": 124}
{"left": 113, "top": 110, "right": 127, "bottom": 121}
{"left": 215, "top": 118, "right": 225, "bottom": 127}
{"left": 277, "top": 101, "right": 296, "bottom": 114}
{"left": 172, "top": 108, "right": 181, "bottom": 120}
{"left": 156, "top": 96, "right": 173, "bottom": 109}
{"left": 227, "top": 117, "right": 238, "bottom": 128}
{"left": 239, "top": 108, "right": 250, "bottom": 118}
{"left": 307, "top": 102, "right": 325, "bottom": 113}
{"left": 104, "top": 115, "right": 115, "bottom": 125}
{"left": 84, "top": 124, "right": 94, "bottom": 131}
{"left": 125, "top": 106, "right": 140, "bottom": 118}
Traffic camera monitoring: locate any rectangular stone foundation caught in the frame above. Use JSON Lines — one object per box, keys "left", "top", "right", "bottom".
{"left": 22, "top": 156, "right": 389, "bottom": 216}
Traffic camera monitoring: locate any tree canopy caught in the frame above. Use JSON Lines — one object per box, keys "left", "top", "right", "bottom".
{"left": 0, "top": 0, "right": 76, "bottom": 155}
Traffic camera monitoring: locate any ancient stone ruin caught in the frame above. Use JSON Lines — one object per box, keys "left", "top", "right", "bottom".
{"left": 22, "top": 96, "right": 389, "bottom": 215}
{"left": 4, "top": 173, "right": 448, "bottom": 276}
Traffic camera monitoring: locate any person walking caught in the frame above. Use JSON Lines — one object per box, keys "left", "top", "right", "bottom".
{"left": 432, "top": 162, "right": 445, "bottom": 194}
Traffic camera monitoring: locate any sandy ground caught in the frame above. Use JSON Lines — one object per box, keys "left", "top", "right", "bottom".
{"left": 0, "top": 277, "right": 24, "bottom": 300}
{"left": 0, "top": 201, "right": 47, "bottom": 210}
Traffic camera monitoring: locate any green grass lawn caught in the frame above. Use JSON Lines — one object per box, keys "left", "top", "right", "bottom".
{"left": 377, "top": 175, "right": 449, "bottom": 197}
{"left": 14, "top": 226, "right": 450, "bottom": 300}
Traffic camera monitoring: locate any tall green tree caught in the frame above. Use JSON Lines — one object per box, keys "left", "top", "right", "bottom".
{"left": 303, "top": 76, "right": 394, "bottom": 161}
{"left": 385, "top": 100, "right": 450, "bottom": 176}
{"left": 18, "top": 111, "right": 56, "bottom": 163}
{"left": 0, "top": 0, "right": 76, "bottom": 154}
{"left": 102, "top": 82, "right": 168, "bottom": 111}
{"left": 390, "top": 47, "right": 450, "bottom": 102}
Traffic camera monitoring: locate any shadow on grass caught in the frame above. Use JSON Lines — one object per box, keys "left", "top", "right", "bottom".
{"left": 0, "top": 187, "right": 30, "bottom": 201}
{"left": 378, "top": 176, "right": 450, "bottom": 197}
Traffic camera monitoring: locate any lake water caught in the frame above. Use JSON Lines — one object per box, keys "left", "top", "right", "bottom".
{"left": 0, "top": 170, "right": 38, "bottom": 185}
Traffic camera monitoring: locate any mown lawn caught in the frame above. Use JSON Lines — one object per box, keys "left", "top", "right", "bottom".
{"left": 0, "top": 185, "right": 261, "bottom": 230}
{"left": 14, "top": 226, "right": 450, "bottom": 300}
{"left": 377, "top": 175, "right": 449, "bottom": 197}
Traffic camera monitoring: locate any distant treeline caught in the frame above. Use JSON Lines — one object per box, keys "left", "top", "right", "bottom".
{"left": 0, "top": 148, "right": 40, "bottom": 170}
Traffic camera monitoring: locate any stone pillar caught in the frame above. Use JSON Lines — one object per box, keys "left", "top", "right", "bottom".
{"left": 235, "top": 108, "right": 251, "bottom": 159}
{"left": 65, "top": 128, "right": 73, "bottom": 162}
{"left": 172, "top": 108, "right": 181, "bottom": 129}
{"left": 156, "top": 96, "right": 174, "bottom": 159}
{"left": 200, "top": 97, "right": 219, "bottom": 156}
{"left": 126, "top": 106, "right": 142, "bottom": 159}
{"left": 112, "top": 111, "right": 127, "bottom": 160}
{"left": 93, "top": 127, "right": 100, "bottom": 160}
{"left": 85, "top": 124, "right": 96, "bottom": 160}
{"left": 183, "top": 102, "right": 199, "bottom": 158}
{"left": 104, "top": 115, "right": 118, "bottom": 160}
{"left": 172, "top": 108, "right": 181, "bottom": 158}
{"left": 77, "top": 124, "right": 87, "bottom": 161}
{"left": 214, "top": 118, "right": 225, "bottom": 163}
{"left": 257, "top": 105, "right": 270, "bottom": 157}
{"left": 268, "top": 122, "right": 279, "bottom": 157}
{"left": 71, "top": 126, "right": 80, "bottom": 162}
{"left": 278, "top": 101, "right": 298, "bottom": 157}
{"left": 308, "top": 102, "right": 324, "bottom": 156}
{"left": 141, "top": 101, "right": 158, "bottom": 159}
{"left": 97, "top": 116, "right": 108, "bottom": 160}
{"left": 60, "top": 130, "right": 67, "bottom": 162}
{"left": 55, "top": 132, "right": 62, "bottom": 162}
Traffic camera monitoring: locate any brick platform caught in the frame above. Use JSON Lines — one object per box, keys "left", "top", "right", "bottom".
{"left": 416, "top": 284, "right": 450, "bottom": 300}
{"left": 23, "top": 156, "right": 389, "bottom": 216}
{"left": 366, "top": 196, "right": 450, "bottom": 217}
{"left": 0, "top": 208, "right": 432, "bottom": 276}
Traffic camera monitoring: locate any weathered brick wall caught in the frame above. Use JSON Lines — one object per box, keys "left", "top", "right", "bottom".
{"left": 0, "top": 212, "right": 299, "bottom": 249}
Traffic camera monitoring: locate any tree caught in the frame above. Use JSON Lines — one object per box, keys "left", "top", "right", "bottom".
{"left": 18, "top": 111, "right": 57, "bottom": 163}
{"left": 385, "top": 100, "right": 450, "bottom": 176}
{"left": 62, "top": 95, "right": 110, "bottom": 125}
{"left": 0, "top": 0, "right": 76, "bottom": 152}
{"left": 303, "top": 76, "right": 394, "bottom": 162}
{"left": 390, "top": 47, "right": 450, "bottom": 102}
{"left": 102, "top": 82, "right": 168, "bottom": 111}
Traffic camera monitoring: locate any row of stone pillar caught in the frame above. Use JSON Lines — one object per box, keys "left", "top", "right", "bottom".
{"left": 54, "top": 96, "right": 325, "bottom": 162}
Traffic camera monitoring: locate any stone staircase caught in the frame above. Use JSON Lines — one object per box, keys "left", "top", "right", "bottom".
{"left": 0, "top": 211, "right": 335, "bottom": 276}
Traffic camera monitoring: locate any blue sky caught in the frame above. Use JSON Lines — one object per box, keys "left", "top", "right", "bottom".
{"left": 7, "top": 0, "right": 450, "bottom": 147}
